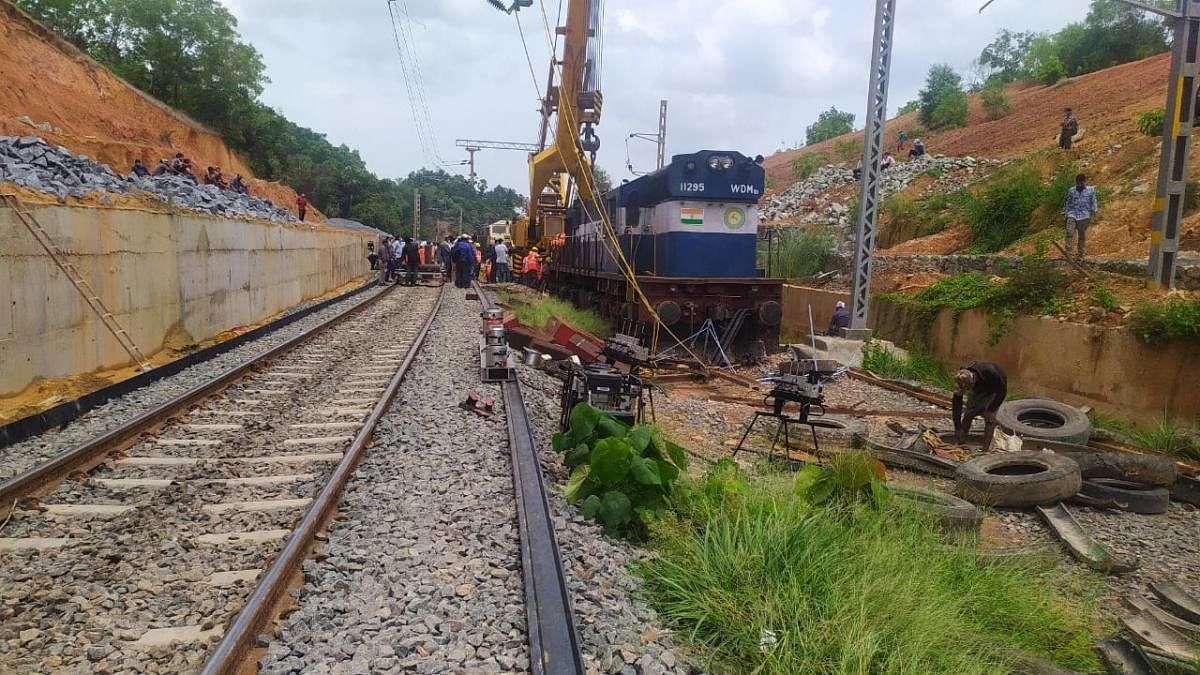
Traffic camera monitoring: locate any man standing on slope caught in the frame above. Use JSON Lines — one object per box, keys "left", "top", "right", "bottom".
{"left": 296, "top": 193, "right": 309, "bottom": 222}
{"left": 1059, "top": 108, "right": 1079, "bottom": 150}
{"left": 1064, "top": 173, "right": 1098, "bottom": 259}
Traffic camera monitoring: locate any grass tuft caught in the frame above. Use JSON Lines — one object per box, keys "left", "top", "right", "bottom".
{"left": 1090, "top": 412, "right": 1200, "bottom": 460}
{"left": 637, "top": 466, "right": 1102, "bottom": 674}
{"left": 861, "top": 340, "right": 956, "bottom": 390}
{"left": 495, "top": 288, "right": 612, "bottom": 336}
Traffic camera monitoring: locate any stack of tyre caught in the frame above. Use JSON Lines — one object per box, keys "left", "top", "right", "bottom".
{"left": 954, "top": 399, "right": 1177, "bottom": 513}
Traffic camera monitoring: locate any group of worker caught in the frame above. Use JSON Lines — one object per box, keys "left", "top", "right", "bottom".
{"left": 374, "top": 235, "right": 424, "bottom": 287}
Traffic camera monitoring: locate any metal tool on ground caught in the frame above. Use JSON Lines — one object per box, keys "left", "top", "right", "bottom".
{"left": 459, "top": 391, "right": 496, "bottom": 418}
{"left": 2, "top": 193, "right": 152, "bottom": 371}
{"left": 481, "top": 324, "right": 516, "bottom": 383}
{"left": 558, "top": 363, "right": 646, "bottom": 429}
{"left": 732, "top": 370, "right": 845, "bottom": 460}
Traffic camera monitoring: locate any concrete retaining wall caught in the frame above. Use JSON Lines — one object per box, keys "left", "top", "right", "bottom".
{"left": 781, "top": 285, "right": 850, "bottom": 340}
{"left": 781, "top": 286, "right": 1200, "bottom": 420}
{"left": 1, "top": 204, "right": 370, "bottom": 395}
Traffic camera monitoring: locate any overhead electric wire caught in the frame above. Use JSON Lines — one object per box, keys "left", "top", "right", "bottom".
{"left": 396, "top": 0, "right": 453, "bottom": 166}
{"left": 387, "top": 0, "right": 435, "bottom": 165}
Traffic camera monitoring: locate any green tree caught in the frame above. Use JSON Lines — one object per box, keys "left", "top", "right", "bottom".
{"left": 918, "top": 64, "right": 968, "bottom": 130}
{"left": 593, "top": 165, "right": 613, "bottom": 194}
{"left": 805, "top": 107, "right": 855, "bottom": 145}
{"left": 13, "top": 0, "right": 527, "bottom": 236}
{"left": 979, "top": 29, "right": 1038, "bottom": 82}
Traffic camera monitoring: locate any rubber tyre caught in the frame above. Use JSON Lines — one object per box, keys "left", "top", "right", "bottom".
{"left": 1051, "top": 449, "right": 1177, "bottom": 487}
{"left": 889, "top": 484, "right": 983, "bottom": 533}
{"left": 954, "top": 451, "right": 1082, "bottom": 507}
{"left": 996, "top": 399, "right": 1092, "bottom": 445}
{"left": 1074, "top": 479, "right": 1171, "bottom": 514}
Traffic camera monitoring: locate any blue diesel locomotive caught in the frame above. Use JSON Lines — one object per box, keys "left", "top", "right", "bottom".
{"left": 548, "top": 150, "right": 784, "bottom": 353}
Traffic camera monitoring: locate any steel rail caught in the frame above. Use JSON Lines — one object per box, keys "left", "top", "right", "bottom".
{"left": 201, "top": 284, "right": 445, "bottom": 674}
{"left": 0, "top": 284, "right": 397, "bottom": 515}
{"left": 477, "top": 282, "right": 585, "bottom": 675}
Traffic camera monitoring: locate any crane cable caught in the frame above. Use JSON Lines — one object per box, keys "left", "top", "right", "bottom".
{"left": 529, "top": 7, "right": 706, "bottom": 366}
{"left": 513, "top": 11, "right": 544, "bottom": 102}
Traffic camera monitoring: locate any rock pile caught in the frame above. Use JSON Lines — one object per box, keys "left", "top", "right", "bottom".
{"left": 761, "top": 155, "right": 997, "bottom": 225}
{"left": 0, "top": 135, "right": 297, "bottom": 222}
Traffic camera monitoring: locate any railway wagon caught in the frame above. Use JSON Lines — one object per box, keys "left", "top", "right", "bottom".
{"left": 548, "top": 150, "right": 784, "bottom": 355}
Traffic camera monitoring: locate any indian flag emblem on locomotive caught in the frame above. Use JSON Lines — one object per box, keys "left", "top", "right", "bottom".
{"left": 680, "top": 207, "right": 704, "bottom": 226}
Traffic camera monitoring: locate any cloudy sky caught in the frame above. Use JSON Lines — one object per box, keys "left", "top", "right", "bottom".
{"left": 222, "top": 0, "right": 1089, "bottom": 196}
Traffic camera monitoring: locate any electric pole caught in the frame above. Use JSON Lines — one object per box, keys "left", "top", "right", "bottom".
{"left": 413, "top": 190, "right": 420, "bottom": 240}
{"left": 454, "top": 139, "right": 541, "bottom": 185}
{"left": 1134, "top": 0, "right": 1199, "bottom": 289}
{"left": 627, "top": 99, "right": 669, "bottom": 174}
{"left": 977, "top": 0, "right": 1200, "bottom": 289}
{"left": 847, "top": 0, "right": 896, "bottom": 336}
{"left": 657, "top": 99, "right": 668, "bottom": 169}
{"left": 466, "top": 147, "right": 480, "bottom": 184}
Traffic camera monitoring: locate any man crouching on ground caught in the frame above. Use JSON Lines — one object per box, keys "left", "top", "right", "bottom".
{"left": 952, "top": 360, "right": 1008, "bottom": 449}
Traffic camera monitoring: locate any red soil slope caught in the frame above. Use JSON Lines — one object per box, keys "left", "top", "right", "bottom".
{"left": 0, "top": 0, "right": 322, "bottom": 221}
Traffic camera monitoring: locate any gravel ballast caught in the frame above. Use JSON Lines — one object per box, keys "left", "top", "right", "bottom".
{"left": 262, "top": 288, "right": 696, "bottom": 674}
{"left": 0, "top": 286, "right": 436, "bottom": 673}
{"left": 0, "top": 281, "right": 383, "bottom": 482}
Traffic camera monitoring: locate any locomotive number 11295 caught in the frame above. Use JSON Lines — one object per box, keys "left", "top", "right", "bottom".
{"left": 679, "top": 181, "right": 705, "bottom": 192}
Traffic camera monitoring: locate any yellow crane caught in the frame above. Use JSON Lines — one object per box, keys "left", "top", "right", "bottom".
{"left": 498, "top": 0, "right": 602, "bottom": 249}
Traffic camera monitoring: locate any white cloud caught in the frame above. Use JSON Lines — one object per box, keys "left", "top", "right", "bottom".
{"left": 222, "top": 0, "right": 1092, "bottom": 196}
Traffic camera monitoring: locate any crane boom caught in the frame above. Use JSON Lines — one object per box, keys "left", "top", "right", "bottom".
{"left": 521, "top": 0, "right": 602, "bottom": 245}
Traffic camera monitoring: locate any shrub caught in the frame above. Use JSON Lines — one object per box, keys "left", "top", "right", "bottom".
{"left": 1128, "top": 297, "right": 1200, "bottom": 344}
{"left": 794, "top": 451, "right": 888, "bottom": 507}
{"left": 1091, "top": 285, "right": 1117, "bottom": 311}
{"left": 553, "top": 403, "right": 687, "bottom": 537}
{"left": 1037, "top": 56, "right": 1066, "bottom": 85}
{"left": 930, "top": 89, "right": 970, "bottom": 129}
{"left": 791, "top": 152, "right": 829, "bottom": 179}
{"left": 766, "top": 227, "right": 835, "bottom": 279}
{"left": 1136, "top": 108, "right": 1165, "bottom": 137}
{"left": 963, "top": 167, "right": 1046, "bottom": 252}
{"left": 998, "top": 255, "right": 1065, "bottom": 311}
{"left": 981, "top": 80, "right": 1011, "bottom": 120}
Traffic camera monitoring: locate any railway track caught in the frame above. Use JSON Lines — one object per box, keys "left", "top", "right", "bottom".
{"left": 0, "top": 283, "right": 442, "bottom": 673}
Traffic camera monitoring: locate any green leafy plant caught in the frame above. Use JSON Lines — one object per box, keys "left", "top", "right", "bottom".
{"left": 1037, "top": 55, "right": 1066, "bottom": 85}
{"left": 554, "top": 403, "right": 687, "bottom": 536}
{"left": 962, "top": 166, "right": 1047, "bottom": 253}
{"left": 495, "top": 289, "right": 611, "bottom": 336}
{"left": 1128, "top": 297, "right": 1200, "bottom": 345}
{"left": 794, "top": 452, "right": 889, "bottom": 508}
{"left": 1090, "top": 285, "right": 1117, "bottom": 311}
{"left": 1136, "top": 108, "right": 1165, "bottom": 137}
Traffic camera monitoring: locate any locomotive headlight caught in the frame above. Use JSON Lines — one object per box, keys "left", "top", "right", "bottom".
{"left": 708, "top": 155, "right": 733, "bottom": 170}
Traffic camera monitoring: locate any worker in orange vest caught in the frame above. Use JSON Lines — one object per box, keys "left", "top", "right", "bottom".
{"left": 523, "top": 247, "right": 540, "bottom": 287}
